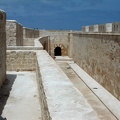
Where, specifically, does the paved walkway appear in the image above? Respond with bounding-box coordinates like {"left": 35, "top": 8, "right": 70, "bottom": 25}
{"left": 2, "top": 72, "right": 41, "bottom": 120}
{"left": 56, "top": 61, "right": 119, "bottom": 120}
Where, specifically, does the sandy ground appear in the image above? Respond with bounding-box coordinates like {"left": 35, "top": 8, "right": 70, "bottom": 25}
{"left": 1, "top": 72, "right": 41, "bottom": 120}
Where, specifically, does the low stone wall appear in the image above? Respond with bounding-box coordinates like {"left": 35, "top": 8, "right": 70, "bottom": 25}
{"left": 69, "top": 33, "right": 120, "bottom": 100}
{"left": 23, "top": 38, "right": 35, "bottom": 46}
{"left": 36, "top": 60, "right": 51, "bottom": 120}
{"left": 23, "top": 27, "right": 39, "bottom": 46}
{"left": 23, "top": 27, "right": 40, "bottom": 46}
{"left": 23, "top": 27, "right": 39, "bottom": 38}
{"left": 0, "top": 9, "right": 6, "bottom": 87}
{"left": 6, "top": 20, "right": 23, "bottom": 46}
{"left": 36, "top": 50, "right": 99, "bottom": 120}
{"left": 7, "top": 40, "right": 43, "bottom": 50}
{"left": 7, "top": 46, "right": 43, "bottom": 50}
{"left": 6, "top": 50, "right": 36, "bottom": 71}
{"left": 39, "top": 36, "right": 50, "bottom": 54}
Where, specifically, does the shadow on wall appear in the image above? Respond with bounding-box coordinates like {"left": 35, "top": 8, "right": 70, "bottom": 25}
{"left": 0, "top": 74, "right": 16, "bottom": 115}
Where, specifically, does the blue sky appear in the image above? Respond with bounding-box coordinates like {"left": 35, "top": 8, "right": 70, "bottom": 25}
{"left": 0, "top": 0, "right": 120, "bottom": 30}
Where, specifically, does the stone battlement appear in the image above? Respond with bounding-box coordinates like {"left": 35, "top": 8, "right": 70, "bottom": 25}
{"left": 82, "top": 22, "right": 120, "bottom": 33}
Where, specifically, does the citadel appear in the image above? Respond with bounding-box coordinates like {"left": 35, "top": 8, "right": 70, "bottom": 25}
{"left": 0, "top": 9, "right": 120, "bottom": 120}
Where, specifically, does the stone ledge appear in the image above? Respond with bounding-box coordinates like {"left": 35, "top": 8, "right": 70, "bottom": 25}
{"left": 36, "top": 50, "right": 99, "bottom": 120}
{"left": 69, "top": 63, "right": 120, "bottom": 120}
{"left": 7, "top": 46, "right": 43, "bottom": 50}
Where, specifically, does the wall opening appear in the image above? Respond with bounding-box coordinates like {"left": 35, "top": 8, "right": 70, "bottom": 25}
{"left": 54, "top": 47, "right": 61, "bottom": 56}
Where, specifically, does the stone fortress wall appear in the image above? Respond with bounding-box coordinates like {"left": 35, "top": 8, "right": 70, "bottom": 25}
{"left": 23, "top": 27, "right": 39, "bottom": 46}
{"left": 39, "top": 28, "right": 120, "bottom": 100}
{"left": 0, "top": 8, "right": 120, "bottom": 101}
{"left": 6, "top": 21, "right": 40, "bottom": 46}
{"left": 6, "top": 20, "right": 23, "bottom": 46}
{"left": 82, "top": 22, "right": 120, "bottom": 33}
{"left": 39, "top": 30, "right": 74, "bottom": 58}
{"left": 70, "top": 22, "right": 120, "bottom": 100}
{"left": 0, "top": 10, "right": 6, "bottom": 87}
{"left": 68, "top": 33, "right": 120, "bottom": 100}
{"left": 1, "top": 9, "right": 120, "bottom": 120}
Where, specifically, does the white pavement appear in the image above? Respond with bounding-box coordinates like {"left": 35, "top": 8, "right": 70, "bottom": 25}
{"left": 2, "top": 72, "right": 41, "bottom": 120}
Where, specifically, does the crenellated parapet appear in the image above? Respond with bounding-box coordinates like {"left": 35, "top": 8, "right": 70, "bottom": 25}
{"left": 82, "top": 22, "right": 120, "bottom": 33}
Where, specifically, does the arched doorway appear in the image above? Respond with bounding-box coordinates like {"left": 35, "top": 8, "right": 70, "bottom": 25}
{"left": 54, "top": 47, "right": 61, "bottom": 56}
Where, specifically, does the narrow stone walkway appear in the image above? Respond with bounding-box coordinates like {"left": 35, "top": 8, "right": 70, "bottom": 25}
{"left": 2, "top": 72, "right": 41, "bottom": 120}
{"left": 56, "top": 61, "right": 118, "bottom": 120}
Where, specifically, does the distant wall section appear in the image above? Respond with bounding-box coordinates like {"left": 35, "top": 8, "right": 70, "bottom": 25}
{"left": 7, "top": 50, "right": 36, "bottom": 71}
{"left": 39, "top": 36, "right": 50, "bottom": 54}
{"left": 23, "top": 27, "right": 39, "bottom": 46}
{"left": 39, "top": 30, "right": 71, "bottom": 57}
{"left": 6, "top": 20, "right": 23, "bottom": 46}
{"left": 82, "top": 22, "right": 120, "bottom": 33}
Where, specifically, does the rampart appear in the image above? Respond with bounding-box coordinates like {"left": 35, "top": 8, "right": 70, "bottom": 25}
{"left": 6, "top": 50, "right": 36, "bottom": 71}
{"left": 23, "top": 27, "right": 39, "bottom": 46}
{"left": 39, "top": 36, "right": 50, "bottom": 54}
{"left": 0, "top": 10, "right": 6, "bottom": 87}
{"left": 5, "top": 38, "right": 101, "bottom": 119}
{"left": 6, "top": 20, "right": 23, "bottom": 46}
{"left": 23, "top": 27, "right": 39, "bottom": 38}
{"left": 39, "top": 30, "right": 73, "bottom": 57}
{"left": 69, "top": 33, "right": 120, "bottom": 100}
{"left": 82, "top": 22, "right": 120, "bottom": 33}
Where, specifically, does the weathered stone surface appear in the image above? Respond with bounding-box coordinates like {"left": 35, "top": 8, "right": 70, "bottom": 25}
{"left": 2, "top": 72, "right": 41, "bottom": 120}
{"left": 36, "top": 50, "right": 99, "bottom": 120}
{"left": 82, "top": 22, "right": 120, "bottom": 33}
{"left": 6, "top": 50, "right": 36, "bottom": 71}
{"left": 7, "top": 39, "right": 43, "bottom": 50}
{"left": 69, "top": 33, "right": 120, "bottom": 100}
{"left": 23, "top": 27, "right": 39, "bottom": 46}
{"left": 0, "top": 9, "right": 6, "bottom": 87}
{"left": 39, "top": 30, "right": 72, "bottom": 57}
{"left": 6, "top": 20, "right": 23, "bottom": 46}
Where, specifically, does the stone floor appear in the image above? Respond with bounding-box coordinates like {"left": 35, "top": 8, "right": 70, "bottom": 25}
{"left": 2, "top": 72, "right": 41, "bottom": 120}
{"left": 57, "top": 61, "right": 117, "bottom": 120}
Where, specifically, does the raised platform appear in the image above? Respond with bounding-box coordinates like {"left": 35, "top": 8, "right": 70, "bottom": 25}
{"left": 37, "top": 50, "right": 99, "bottom": 120}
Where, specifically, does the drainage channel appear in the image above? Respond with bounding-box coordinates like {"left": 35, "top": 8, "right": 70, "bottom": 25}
{"left": 56, "top": 61, "right": 117, "bottom": 120}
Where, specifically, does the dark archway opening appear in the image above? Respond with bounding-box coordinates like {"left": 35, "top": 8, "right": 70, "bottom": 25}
{"left": 54, "top": 47, "right": 61, "bottom": 56}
